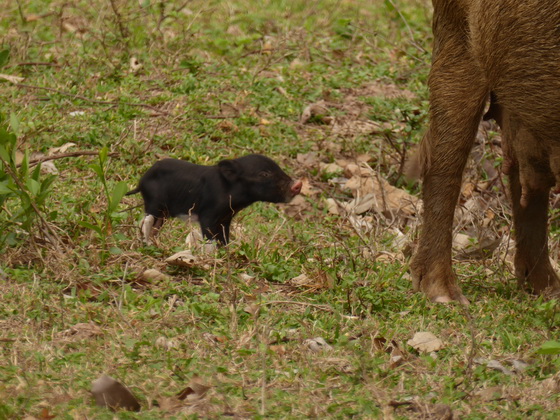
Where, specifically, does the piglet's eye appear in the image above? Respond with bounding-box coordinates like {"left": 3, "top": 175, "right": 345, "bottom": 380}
{"left": 259, "top": 171, "right": 272, "bottom": 178}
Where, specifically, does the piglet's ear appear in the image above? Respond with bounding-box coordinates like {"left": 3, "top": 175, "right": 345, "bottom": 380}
{"left": 218, "top": 159, "right": 240, "bottom": 183}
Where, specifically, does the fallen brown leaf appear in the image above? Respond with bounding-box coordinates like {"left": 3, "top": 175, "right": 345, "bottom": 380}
{"left": 407, "top": 332, "right": 444, "bottom": 353}
{"left": 177, "top": 378, "right": 211, "bottom": 401}
{"left": 91, "top": 375, "right": 141, "bottom": 412}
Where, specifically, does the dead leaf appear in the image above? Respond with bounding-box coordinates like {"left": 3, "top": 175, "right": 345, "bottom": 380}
{"left": 62, "top": 22, "right": 78, "bottom": 33}
{"left": 48, "top": 142, "right": 76, "bottom": 155}
{"left": 452, "top": 233, "right": 473, "bottom": 251}
{"left": 239, "top": 273, "right": 255, "bottom": 283}
{"left": 155, "top": 336, "right": 179, "bottom": 350}
{"left": 220, "top": 103, "right": 239, "bottom": 118}
{"left": 281, "top": 194, "right": 311, "bottom": 219}
{"left": 290, "top": 58, "right": 305, "bottom": 69}
{"left": 509, "top": 359, "right": 530, "bottom": 372}
{"left": 25, "top": 14, "right": 42, "bottom": 22}
{"left": 129, "top": 56, "right": 142, "bottom": 73}
{"left": 373, "top": 336, "right": 407, "bottom": 368}
{"left": 296, "top": 152, "right": 320, "bottom": 167}
{"left": 270, "top": 345, "right": 286, "bottom": 355}
{"left": 325, "top": 198, "right": 339, "bottom": 215}
{"left": 343, "top": 166, "right": 419, "bottom": 217}
{"left": 158, "top": 396, "right": 183, "bottom": 412}
{"left": 243, "top": 303, "right": 260, "bottom": 316}
{"left": 226, "top": 24, "right": 243, "bottom": 36}
{"left": 462, "top": 181, "right": 476, "bottom": 198}
{"left": 358, "top": 80, "right": 416, "bottom": 100}
{"left": 319, "top": 162, "right": 343, "bottom": 175}
{"left": 289, "top": 273, "right": 312, "bottom": 287}
{"left": 202, "top": 332, "right": 227, "bottom": 344}
{"left": 300, "top": 101, "right": 329, "bottom": 124}
{"left": 177, "top": 378, "right": 211, "bottom": 401}
{"left": 407, "top": 332, "right": 444, "bottom": 353}
{"left": 40, "top": 161, "right": 58, "bottom": 175}
{"left": 140, "top": 269, "right": 171, "bottom": 282}
{"left": 300, "top": 178, "right": 319, "bottom": 196}
{"left": 261, "top": 39, "right": 273, "bottom": 55}
{"left": 58, "top": 322, "right": 102, "bottom": 340}
{"left": 540, "top": 373, "right": 560, "bottom": 394}
{"left": 357, "top": 154, "right": 372, "bottom": 163}
{"left": 91, "top": 375, "right": 141, "bottom": 412}
{"left": 38, "top": 408, "right": 55, "bottom": 420}
{"left": 276, "top": 86, "right": 289, "bottom": 97}
{"left": 343, "top": 163, "right": 361, "bottom": 178}
{"left": 304, "top": 337, "right": 332, "bottom": 352}
{"left": 475, "top": 386, "right": 504, "bottom": 402}
{"left": 332, "top": 119, "right": 391, "bottom": 137}
{"left": 165, "top": 251, "right": 199, "bottom": 267}
{"left": 0, "top": 73, "right": 24, "bottom": 84}
{"left": 474, "top": 358, "right": 513, "bottom": 375}
{"left": 217, "top": 120, "right": 238, "bottom": 133}
{"left": 289, "top": 271, "right": 333, "bottom": 291}
{"left": 389, "top": 399, "right": 453, "bottom": 419}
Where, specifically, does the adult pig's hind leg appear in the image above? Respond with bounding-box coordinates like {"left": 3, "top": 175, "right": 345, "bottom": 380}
{"left": 506, "top": 121, "right": 560, "bottom": 295}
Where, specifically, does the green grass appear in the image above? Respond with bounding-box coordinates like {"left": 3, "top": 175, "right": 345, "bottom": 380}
{"left": 1, "top": 0, "right": 559, "bottom": 418}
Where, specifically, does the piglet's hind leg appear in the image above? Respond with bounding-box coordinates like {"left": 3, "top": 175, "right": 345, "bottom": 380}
{"left": 140, "top": 215, "right": 155, "bottom": 245}
{"left": 140, "top": 214, "right": 164, "bottom": 245}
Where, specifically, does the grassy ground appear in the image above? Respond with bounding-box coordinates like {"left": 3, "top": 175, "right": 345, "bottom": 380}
{"left": 1, "top": 0, "right": 559, "bottom": 418}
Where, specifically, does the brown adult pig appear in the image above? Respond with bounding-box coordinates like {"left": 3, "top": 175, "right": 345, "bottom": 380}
{"left": 411, "top": 0, "right": 560, "bottom": 303}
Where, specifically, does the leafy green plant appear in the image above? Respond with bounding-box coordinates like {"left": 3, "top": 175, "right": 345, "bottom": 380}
{"left": 0, "top": 113, "right": 57, "bottom": 247}
{"left": 0, "top": 48, "right": 9, "bottom": 68}
{"left": 536, "top": 298, "right": 560, "bottom": 331}
{"left": 537, "top": 341, "right": 560, "bottom": 355}
{"left": 79, "top": 146, "right": 128, "bottom": 242}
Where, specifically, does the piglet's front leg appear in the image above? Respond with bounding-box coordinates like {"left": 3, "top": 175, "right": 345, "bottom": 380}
{"left": 199, "top": 215, "right": 233, "bottom": 245}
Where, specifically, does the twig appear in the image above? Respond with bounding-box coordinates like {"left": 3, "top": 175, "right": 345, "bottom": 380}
{"left": 259, "top": 325, "right": 268, "bottom": 416}
{"left": 8, "top": 62, "right": 61, "bottom": 68}
{"left": 264, "top": 300, "right": 335, "bottom": 312}
{"left": 462, "top": 306, "right": 479, "bottom": 388}
{"left": 23, "top": 150, "right": 119, "bottom": 167}
{"left": 118, "top": 261, "right": 129, "bottom": 312}
{"left": 108, "top": 0, "right": 130, "bottom": 50}
{"left": 14, "top": 83, "right": 170, "bottom": 115}
{"left": 387, "top": 0, "right": 426, "bottom": 54}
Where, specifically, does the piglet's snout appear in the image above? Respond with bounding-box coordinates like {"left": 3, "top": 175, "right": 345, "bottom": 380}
{"left": 290, "top": 180, "right": 303, "bottom": 196}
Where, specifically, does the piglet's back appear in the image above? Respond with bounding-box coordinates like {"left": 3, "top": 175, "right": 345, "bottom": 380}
{"left": 138, "top": 159, "right": 217, "bottom": 217}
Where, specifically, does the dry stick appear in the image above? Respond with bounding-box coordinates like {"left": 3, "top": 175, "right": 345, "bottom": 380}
{"left": 259, "top": 324, "right": 268, "bottom": 417}
{"left": 462, "top": 305, "right": 479, "bottom": 388}
{"left": 265, "top": 300, "right": 359, "bottom": 319}
{"left": 22, "top": 150, "right": 119, "bottom": 168}
{"left": 14, "top": 83, "right": 170, "bottom": 116}
{"left": 8, "top": 62, "right": 61, "bottom": 68}
{"left": 264, "top": 300, "right": 335, "bottom": 312}
{"left": 387, "top": 0, "right": 426, "bottom": 54}
{"left": 108, "top": 0, "right": 130, "bottom": 48}
{"left": 118, "top": 261, "right": 129, "bottom": 312}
